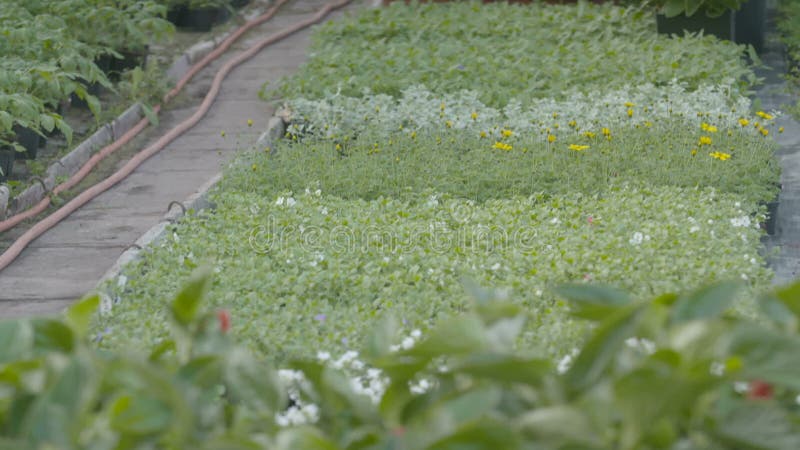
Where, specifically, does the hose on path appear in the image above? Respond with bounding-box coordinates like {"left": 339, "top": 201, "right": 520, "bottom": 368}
{"left": 0, "top": 0, "right": 352, "bottom": 272}
{"left": 0, "top": 0, "right": 291, "bottom": 234}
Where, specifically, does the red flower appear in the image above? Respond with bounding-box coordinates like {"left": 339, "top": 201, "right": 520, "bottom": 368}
{"left": 747, "top": 379, "right": 773, "bottom": 400}
{"left": 216, "top": 309, "right": 231, "bottom": 333}
{"left": 587, "top": 215, "right": 594, "bottom": 224}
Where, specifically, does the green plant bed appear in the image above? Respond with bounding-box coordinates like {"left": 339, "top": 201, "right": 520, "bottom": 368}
{"left": 229, "top": 122, "right": 779, "bottom": 206}
{"left": 273, "top": 2, "right": 759, "bottom": 107}
{"left": 94, "top": 185, "right": 773, "bottom": 364}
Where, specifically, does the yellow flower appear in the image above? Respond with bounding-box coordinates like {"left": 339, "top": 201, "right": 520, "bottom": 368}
{"left": 552, "top": 112, "right": 559, "bottom": 119}
{"left": 501, "top": 129, "right": 513, "bottom": 138}
{"left": 568, "top": 144, "right": 590, "bottom": 151}
{"left": 445, "top": 120, "right": 453, "bottom": 128}
{"left": 471, "top": 112, "right": 478, "bottom": 120}
{"left": 698, "top": 136, "right": 712, "bottom": 146}
{"left": 568, "top": 120, "right": 577, "bottom": 128}
{"left": 547, "top": 134, "right": 556, "bottom": 143}
{"left": 601, "top": 127, "right": 611, "bottom": 136}
{"left": 251, "top": 164, "right": 257, "bottom": 171}
{"left": 644, "top": 121, "right": 653, "bottom": 128}
{"left": 335, "top": 143, "right": 342, "bottom": 151}
{"left": 479, "top": 131, "right": 487, "bottom": 138}
{"left": 624, "top": 102, "right": 635, "bottom": 107}
{"left": 411, "top": 131, "right": 417, "bottom": 139}
{"left": 627, "top": 108, "right": 634, "bottom": 118}
{"left": 756, "top": 111, "right": 774, "bottom": 120}
{"left": 440, "top": 103, "right": 445, "bottom": 111}
{"left": 247, "top": 119, "right": 253, "bottom": 127}
{"left": 700, "top": 123, "right": 718, "bottom": 133}
{"left": 220, "top": 131, "right": 226, "bottom": 137}
{"left": 492, "top": 141, "right": 513, "bottom": 151}
{"left": 691, "top": 148, "right": 697, "bottom": 156}
{"left": 584, "top": 131, "right": 596, "bottom": 138}
{"left": 709, "top": 151, "right": 731, "bottom": 161}
{"left": 779, "top": 127, "right": 785, "bottom": 133}
{"left": 760, "top": 127, "right": 769, "bottom": 136}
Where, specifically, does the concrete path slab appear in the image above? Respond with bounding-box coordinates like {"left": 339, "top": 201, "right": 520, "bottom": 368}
{"left": 0, "top": 0, "right": 362, "bottom": 318}
{"left": 756, "top": 8, "right": 800, "bottom": 286}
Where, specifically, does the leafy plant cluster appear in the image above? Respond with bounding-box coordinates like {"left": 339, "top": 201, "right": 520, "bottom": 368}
{"left": 23, "top": 269, "right": 800, "bottom": 449}
{"left": 232, "top": 118, "right": 779, "bottom": 206}
{"left": 97, "top": 186, "right": 773, "bottom": 364}
{"left": 274, "top": 1, "right": 759, "bottom": 107}
{"left": 0, "top": 0, "right": 173, "bottom": 154}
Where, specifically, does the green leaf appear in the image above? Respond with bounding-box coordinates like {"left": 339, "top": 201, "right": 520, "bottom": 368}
{"left": 768, "top": 279, "right": 800, "bottom": 320}
{"left": 671, "top": 282, "right": 740, "bottom": 323}
{"left": 171, "top": 269, "right": 211, "bottom": 327}
{"left": 64, "top": 295, "right": 99, "bottom": 338}
{"left": 716, "top": 401, "right": 800, "bottom": 449}
{"left": 275, "top": 427, "right": 341, "bottom": 450}
{"left": 31, "top": 320, "right": 75, "bottom": 353}
{"left": 426, "top": 418, "right": 520, "bottom": 450}
{"left": 38, "top": 114, "right": 55, "bottom": 133}
{"left": 450, "top": 353, "right": 550, "bottom": 386}
{"left": 516, "top": 405, "right": 601, "bottom": 448}
{"left": 555, "top": 283, "right": 632, "bottom": 320}
{"left": 406, "top": 315, "right": 488, "bottom": 358}
{"left": 565, "top": 304, "right": 643, "bottom": 396}
{"left": 224, "top": 348, "right": 286, "bottom": 413}
{"left": 110, "top": 394, "right": 172, "bottom": 436}
{"left": 0, "top": 321, "right": 34, "bottom": 364}
{"left": 142, "top": 103, "right": 159, "bottom": 126}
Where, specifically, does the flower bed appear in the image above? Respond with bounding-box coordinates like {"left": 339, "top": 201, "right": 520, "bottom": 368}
{"left": 96, "top": 2, "right": 780, "bottom": 368}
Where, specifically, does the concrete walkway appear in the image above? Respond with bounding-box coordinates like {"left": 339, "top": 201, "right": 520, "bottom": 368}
{"left": 757, "top": 6, "right": 800, "bottom": 286}
{"left": 0, "top": 0, "right": 359, "bottom": 317}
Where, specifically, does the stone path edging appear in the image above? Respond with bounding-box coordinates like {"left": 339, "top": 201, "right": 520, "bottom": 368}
{"left": 95, "top": 116, "right": 287, "bottom": 292}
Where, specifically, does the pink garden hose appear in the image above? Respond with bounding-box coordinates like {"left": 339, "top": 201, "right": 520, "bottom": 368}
{"left": 0, "top": 0, "right": 353, "bottom": 272}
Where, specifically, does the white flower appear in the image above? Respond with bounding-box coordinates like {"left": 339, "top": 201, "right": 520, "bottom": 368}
{"left": 286, "top": 197, "right": 297, "bottom": 207}
{"left": 689, "top": 225, "right": 700, "bottom": 233}
{"left": 401, "top": 337, "right": 415, "bottom": 350}
{"left": 491, "top": 262, "right": 501, "bottom": 271}
{"left": 710, "top": 361, "right": 725, "bottom": 376}
{"left": 276, "top": 196, "right": 285, "bottom": 206}
{"left": 629, "top": 232, "right": 644, "bottom": 245}
{"left": 730, "top": 216, "right": 751, "bottom": 228}
{"left": 320, "top": 207, "right": 328, "bottom": 215}
{"left": 550, "top": 217, "right": 560, "bottom": 224}
{"left": 316, "top": 351, "right": 331, "bottom": 362}
{"left": 410, "top": 329, "right": 422, "bottom": 338}
{"left": 556, "top": 348, "right": 579, "bottom": 374}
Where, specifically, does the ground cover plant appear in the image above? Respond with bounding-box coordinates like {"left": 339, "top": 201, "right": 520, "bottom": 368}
{"left": 96, "top": 185, "right": 773, "bottom": 363}
{"left": 272, "top": 1, "right": 760, "bottom": 106}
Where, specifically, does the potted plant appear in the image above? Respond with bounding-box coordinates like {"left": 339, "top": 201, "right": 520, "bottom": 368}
{"left": 167, "top": 0, "right": 232, "bottom": 32}
{"left": 653, "top": 0, "right": 765, "bottom": 52}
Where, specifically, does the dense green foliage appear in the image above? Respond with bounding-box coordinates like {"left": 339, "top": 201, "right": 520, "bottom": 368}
{"left": 0, "top": 0, "right": 173, "bottom": 152}
{"left": 274, "top": 2, "right": 758, "bottom": 106}
{"left": 96, "top": 185, "right": 772, "bottom": 363}
{"left": 231, "top": 123, "right": 778, "bottom": 205}
{"left": 16, "top": 275, "right": 800, "bottom": 449}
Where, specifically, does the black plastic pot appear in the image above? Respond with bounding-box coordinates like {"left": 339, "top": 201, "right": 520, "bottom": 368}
{"left": 13, "top": 126, "right": 40, "bottom": 160}
{"left": 167, "top": 5, "right": 188, "bottom": 26}
{"left": 185, "top": 6, "right": 230, "bottom": 32}
{"left": 764, "top": 201, "right": 779, "bottom": 235}
{"left": 231, "top": 0, "right": 250, "bottom": 7}
{"left": 110, "top": 48, "right": 148, "bottom": 80}
{"left": 70, "top": 81, "right": 103, "bottom": 110}
{"left": 0, "top": 148, "right": 14, "bottom": 182}
{"left": 656, "top": 10, "right": 734, "bottom": 41}
{"left": 734, "top": 0, "right": 766, "bottom": 53}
